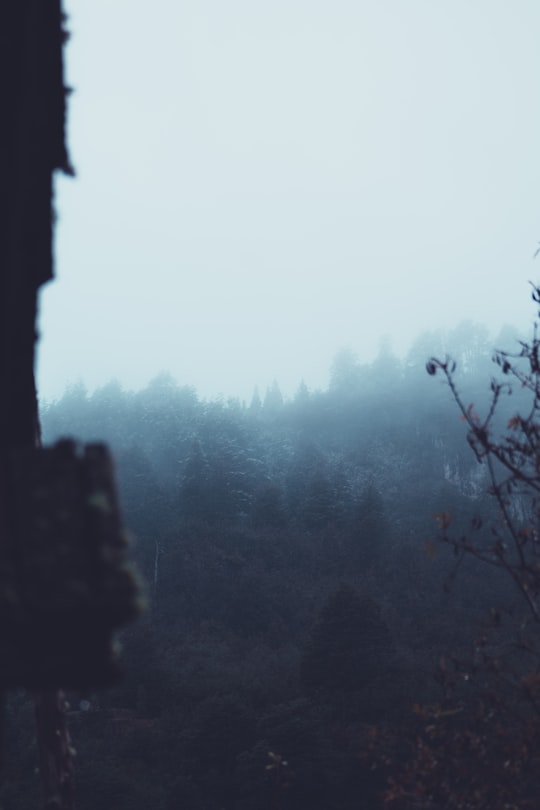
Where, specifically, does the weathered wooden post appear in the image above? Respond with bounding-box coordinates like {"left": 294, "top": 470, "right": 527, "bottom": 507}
{"left": 0, "top": 3, "right": 141, "bottom": 807}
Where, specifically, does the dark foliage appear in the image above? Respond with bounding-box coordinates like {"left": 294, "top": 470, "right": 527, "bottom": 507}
{"left": 366, "top": 288, "right": 540, "bottom": 808}
{"left": 1, "top": 323, "right": 525, "bottom": 808}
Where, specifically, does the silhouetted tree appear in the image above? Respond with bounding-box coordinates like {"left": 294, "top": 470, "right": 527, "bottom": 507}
{"left": 368, "top": 285, "right": 540, "bottom": 810}
{"left": 263, "top": 380, "right": 284, "bottom": 413}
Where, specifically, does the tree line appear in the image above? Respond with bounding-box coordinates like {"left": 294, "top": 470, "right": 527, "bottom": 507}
{"left": 0, "top": 319, "right": 529, "bottom": 809}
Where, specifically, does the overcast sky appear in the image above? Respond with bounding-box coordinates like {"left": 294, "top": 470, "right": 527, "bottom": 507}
{"left": 37, "top": 0, "right": 540, "bottom": 403}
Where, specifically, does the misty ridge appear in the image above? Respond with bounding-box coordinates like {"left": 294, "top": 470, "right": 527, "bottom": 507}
{"left": 41, "top": 316, "right": 523, "bottom": 412}
{"left": 39, "top": 318, "right": 524, "bottom": 530}
{"left": 5, "top": 314, "right": 531, "bottom": 809}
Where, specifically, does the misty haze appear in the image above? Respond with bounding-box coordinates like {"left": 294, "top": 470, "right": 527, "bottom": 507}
{"left": 38, "top": 0, "right": 538, "bottom": 403}
{"left": 6, "top": 1, "right": 540, "bottom": 809}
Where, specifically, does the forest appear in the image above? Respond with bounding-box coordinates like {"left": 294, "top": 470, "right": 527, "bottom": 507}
{"left": 2, "top": 318, "right": 538, "bottom": 810}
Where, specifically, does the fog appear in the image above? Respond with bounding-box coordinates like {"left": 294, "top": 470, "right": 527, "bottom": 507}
{"left": 37, "top": 0, "right": 540, "bottom": 403}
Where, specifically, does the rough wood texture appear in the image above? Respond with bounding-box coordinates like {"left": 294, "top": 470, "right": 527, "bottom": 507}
{"left": 0, "top": 0, "right": 72, "bottom": 453}
{"left": 0, "top": 4, "right": 140, "bottom": 807}
{"left": 0, "top": 4, "right": 75, "bottom": 805}
{"left": 0, "top": 440, "right": 142, "bottom": 688}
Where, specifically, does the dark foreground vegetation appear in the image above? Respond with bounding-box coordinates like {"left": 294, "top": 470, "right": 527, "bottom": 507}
{"left": 4, "top": 317, "right": 539, "bottom": 809}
